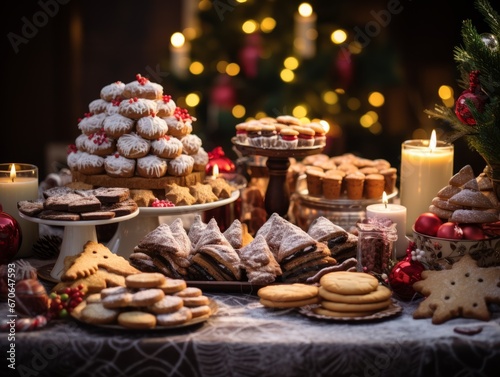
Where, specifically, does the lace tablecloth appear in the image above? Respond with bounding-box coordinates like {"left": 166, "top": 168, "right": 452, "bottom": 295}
{"left": 1, "top": 262, "right": 499, "bottom": 377}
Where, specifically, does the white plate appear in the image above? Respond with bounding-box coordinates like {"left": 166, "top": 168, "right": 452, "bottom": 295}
{"left": 19, "top": 208, "right": 140, "bottom": 227}
{"left": 138, "top": 190, "right": 240, "bottom": 216}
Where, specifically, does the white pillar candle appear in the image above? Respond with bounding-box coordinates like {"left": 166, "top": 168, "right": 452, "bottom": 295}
{"left": 399, "top": 131, "right": 454, "bottom": 235}
{"left": 0, "top": 163, "right": 39, "bottom": 258}
{"left": 366, "top": 192, "right": 408, "bottom": 259}
{"left": 294, "top": 3, "right": 317, "bottom": 59}
{"left": 170, "top": 32, "right": 190, "bottom": 78}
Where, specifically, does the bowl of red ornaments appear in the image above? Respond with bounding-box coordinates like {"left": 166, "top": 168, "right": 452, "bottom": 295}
{"left": 412, "top": 212, "right": 500, "bottom": 269}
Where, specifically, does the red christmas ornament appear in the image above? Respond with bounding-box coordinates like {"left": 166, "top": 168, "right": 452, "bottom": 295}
{"left": 239, "top": 33, "right": 262, "bottom": 79}
{"left": 455, "top": 70, "right": 487, "bottom": 126}
{"left": 210, "top": 74, "right": 236, "bottom": 109}
{"left": 0, "top": 206, "right": 22, "bottom": 264}
{"left": 15, "top": 279, "right": 49, "bottom": 317}
{"left": 206, "top": 146, "right": 235, "bottom": 175}
{"left": 388, "top": 242, "right": 425, "bottom": 300}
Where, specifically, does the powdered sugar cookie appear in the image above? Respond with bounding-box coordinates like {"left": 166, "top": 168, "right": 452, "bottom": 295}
{"left": 81, "top": 303, "right": 119, "bottom": 325}
{"left": 156, "top": 94, "right": 176, "bottom": 117}
{"left": 100, "top": 81, "right": 125, "bottom": 101}
{"left": 136, "top": 155, "right": 168, "bottom": 178}
{"left": 122, "top": 74, "right": 163, "bottom": 100}
{"left": 158, "top": 278, "right": 187, "bottom": 294}
{"left": 182, "top": 295, "right": 210, "bottom": 307}
{"left": 104, "top": 153, "right": 136, "bottom": 178}
{"left": 119, "top": 97, "right": 157, "bottom": 119}
{"left": 78, "top": 112, "right": 106, "bottom": 135}
{"left": 77, "top": 152, "right": 105, "bottom": 175}
{"left": 89, "top": 99, "right": 108, "bottom": 114}
{"left": 167, "top": 155, "right": 194, "bottom": 177}
{"left": 136, "top": 115, "right": 168, "bottom": 140}
{"left": 103, "top": 113, "right": 135, "bottom": 139}
{"left": 174, "top": 287, "right": 203, "bottom": 298}
{"left": 156, "top": 306, "right": 192, "bottom": 326}
{"left": 117, "top": 133, "right": 151, "bottom": 159}
{"left": 129, "top": 288, "right": 165, "bottom": 307}
{"left": 151, "top": 135, "right": 183, "bottom": 159}
{"left": 180, "top": 134, "right": 202, "bottom": 155}
{"left": 147, "top": 295, "right": 184, "bottom": 314}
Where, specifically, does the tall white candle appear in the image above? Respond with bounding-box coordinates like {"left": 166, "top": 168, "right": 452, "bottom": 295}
{"left": 294, "top": 3, "right": 317, "bottom": 59}
{"left": 400, "top": 131, "right": 454, "bottom": 235}
{"left": 366, "top": 192, "right": 408, "bottom": 259}
{"left": 170, "top": 32, "right": 190, "bottom": 78}
{"left": 0, "top": 163, "right": 39, "bottom": 258}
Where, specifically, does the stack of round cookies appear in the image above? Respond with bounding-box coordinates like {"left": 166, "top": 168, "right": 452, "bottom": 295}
{"left": 314, "top": 271, "right": 392, "bottom": 318}
{"left": 77, "top": 272, "right": 212, "bottom": 329}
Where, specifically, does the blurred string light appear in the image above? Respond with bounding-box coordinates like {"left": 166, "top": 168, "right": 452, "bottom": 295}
{"left": 226, "top": 62, "right": 240, "bottom": 76}
{"left": 438, "top": 85, "right": 455, "bottom": 107}
{"left": 330, "top": 29, "right": 347, "bottom": 44}
{"left": 216, "top": 61, "right": 228, "bottom": 74}
{"left": 284, "top": 56, "right": 299, "bottom": 70}
{"left": 232, "top": 104, "right": 246, "bottom": 118}
{"left": 260, "top": 17, "right": 276, "bottom": 33}
{"left": 412, "top": 128, "right": 428, "bottom": 139}
{"left": 242, "top": 20, "right": 258, "bottom": 34}
{"left": 189, "top": 61, "right": 204, "bottom": 75}
{"left": 293, "top": 105, "right": 308, "bottom": 118}
{"left": 280, "top": 68, "right": 295, "bottom": 82}
{"left": 347, "top": 97, "right": 360, "bottom": 110}
{"left": 185, "top": 93, "right": 200, "bottom": 107}
{"left": 170, "top": 32, "right": 185, "bottom": 48}
{"left": 255, "top": 111, "right": 267, "bottom": 119}
{"left": 322, "top": 90, "right": 338, "bottom": 105}
{"left": 368, "top": 92, "right": 384, "bottom": 107}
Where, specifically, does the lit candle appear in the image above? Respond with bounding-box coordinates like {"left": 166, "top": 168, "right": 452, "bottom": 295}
{"left": 0, "top": 163, "right": 39, "bottom": 257}
{"left": 294, "top": 3, "right": 317, "bottom": 59}
{"left": 400, "top": 130, "right": 454, "bottom": 235}
{"left": 170, "top": 32, "right": 190, "bottom": 78}
{"left": 366, "top": 192, "right": 408, "bottom": 259}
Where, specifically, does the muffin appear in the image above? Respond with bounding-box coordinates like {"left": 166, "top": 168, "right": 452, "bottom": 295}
{"left": 363, "top": 173, "right": 385, "bottom": 199}
{"left": 322, "top": 170, "right": 344, "bottom": 199}
{"left": 344, "top": 172, "right": 365, "bottom": 200}
{"left": 305, "top": 168, "right": 325, "bottom": 197}
{"left": 379, "top": 167, "right": 398, "bottom": 194}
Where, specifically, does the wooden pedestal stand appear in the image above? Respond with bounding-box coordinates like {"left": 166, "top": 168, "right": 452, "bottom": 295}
{"left": 232, "top": 138, "right": 324, "bottom": 217}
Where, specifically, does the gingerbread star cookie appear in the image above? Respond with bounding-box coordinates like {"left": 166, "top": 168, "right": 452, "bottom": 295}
{"left": 164, "top": 183, "right": 196, "bottom": 206}
{"left": 413, "top": 254, "right": 500, "bottom": 324}
{"left": 189, "top": 182, "right": 219, "bottom": 204}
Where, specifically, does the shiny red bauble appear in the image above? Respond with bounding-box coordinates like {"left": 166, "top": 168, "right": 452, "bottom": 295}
{"left": 389, "top": 257, "right": 425, "bottom": 301}
{"left": 15, "top": 279, "right": 49, "bottom": 317}
{"left": 461, "top": 224, "right": 485, "bottom": 240}
{"left": 206, "top": 146, "right": 235, "bottom": 175}
{"left": 0, "top": 207, "right": 22, "bottom": 264}
{"left": 414, "top": 212, "right": 443, "bottom": 236}
{"left": 436, "top": 222, "right": 464, "bottom": 239}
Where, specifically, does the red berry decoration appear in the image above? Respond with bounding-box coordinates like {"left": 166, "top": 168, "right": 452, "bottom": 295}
{"left": 47, "top": 285, "right": 85, "bottom": 319}
{"left": 151, "top": 198, "right": 175, "bottom": 208}
{"left": 388, "top": 242, "right": 425, "bottom": 301}
{"left": 455, "top": 70, "right": 487, "bottom": 126}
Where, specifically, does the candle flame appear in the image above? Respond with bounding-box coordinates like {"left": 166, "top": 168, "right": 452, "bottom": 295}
{"left": 298, "top": 3, "right": 313, "bottom": 17}
{"left": 382, "top": 191, "right": 388, "bottom": 208}
{"left": 9, "top": 164, "right": 16, "bottom": 182}
{"left": 171, "top": 32, "right": 185, "bottom": 48}
{"left": 429, "top": 129, "right": 437, "bottom": 152}
{"left": 213, "top": 164, "right": 219, "bottom": 178}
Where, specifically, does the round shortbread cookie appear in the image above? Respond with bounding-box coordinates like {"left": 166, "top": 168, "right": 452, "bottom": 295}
{"left": 320, "top": 272, "right": 379, "bottom": 295}
{"left": 157, "top": 307, "right": 193, "bottom": 326}
{"left": 321, "top": 298, "right": 391, "bottom": 313}
{"left": 118, "top": 311, "right": 157, "bottom": 329}
{"left": 182, "top": 295, "right": 210, "bottom": 307}
{"left": 129, "top": 289, "right": 165, "bottom": 307}
{"left": 318, "top": 285, "right": 392, "bottom": 304}
{"left": 102, "top": 292, "right": 133, "bottom": 309}
{"left": 174, "top": 287, "right": 203, "bottom": 298}
{"left": 313, "top": 306, "right": 377, "bottom": 318}
{"left": 125, "top": 272, "right": 167, "bottom": 288}
{"left": 189, "top": 305, "right": 212, "bottom": 318}
{"left": 147, "top": 295, "right": 184, "bottom": 314}
{"left": 260, "top": 296, "right": 320, "bottom": 309}
{"left": 81, "top": 303, "right": 119, "bottom": 325}
{"left": 100, "top": 286, "right": 128, "bottom": 298}
{"left": 158, "top": 279, "right": 187, "bottom": 294}
{"left": 257, "top": 284, "right": 319, "bottom": 302}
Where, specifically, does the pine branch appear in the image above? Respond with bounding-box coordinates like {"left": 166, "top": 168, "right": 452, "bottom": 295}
{"left": 476, "top": 0, "right": 500, "bottom": 36}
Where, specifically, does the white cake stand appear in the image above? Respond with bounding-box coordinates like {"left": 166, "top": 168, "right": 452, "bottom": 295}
{"left": 106, "top": 190, "right": 240, "bottom": 259}
{"left": 20, "top": 210, "right": 139, "bottom": 281}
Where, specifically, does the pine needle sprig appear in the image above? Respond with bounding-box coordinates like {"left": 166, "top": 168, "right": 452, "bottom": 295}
{"left": 426, "top": 0, "right": 500, "bottom": 166}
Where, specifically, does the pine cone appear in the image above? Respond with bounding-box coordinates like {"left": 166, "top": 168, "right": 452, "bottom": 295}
{"left": 32, "top": 235, "right": 62, "bottom": 260}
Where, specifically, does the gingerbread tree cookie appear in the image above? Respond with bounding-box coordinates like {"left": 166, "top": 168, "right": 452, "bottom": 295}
{"left": 413, "top": 254, "right": 500, "bottom": 324}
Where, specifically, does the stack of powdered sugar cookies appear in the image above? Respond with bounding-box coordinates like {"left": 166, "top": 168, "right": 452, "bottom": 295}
{"left": 67, "top": 74, "right": 209, "bottom": 188}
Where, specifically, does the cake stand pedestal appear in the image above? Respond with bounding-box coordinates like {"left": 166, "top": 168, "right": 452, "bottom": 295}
{"left": 20, "top": 210, "right": 139, "bottom": 281}
{"left": 232, "top": 138, "right": 324, "bottom": 217}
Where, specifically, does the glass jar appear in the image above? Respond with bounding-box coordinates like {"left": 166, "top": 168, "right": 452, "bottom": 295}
{"left": 356, "top": 218, "right": 397, "bottom": 275}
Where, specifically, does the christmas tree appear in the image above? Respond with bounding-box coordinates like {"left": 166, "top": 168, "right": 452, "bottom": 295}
{"left": 164, "top": 0, "right": 402, "bottom": 160}
{"left": 425, "top": 0, "right": 500, "bottom": 197}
